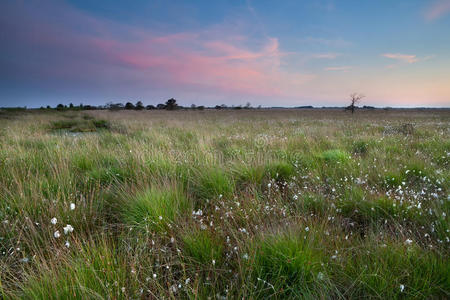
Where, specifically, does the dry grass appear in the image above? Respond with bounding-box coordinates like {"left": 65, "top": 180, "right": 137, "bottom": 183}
{"left": 0, "top": 108, "right": 449, "bottom": 299}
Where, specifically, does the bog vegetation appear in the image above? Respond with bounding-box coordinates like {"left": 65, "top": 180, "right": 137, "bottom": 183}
{"left": 0, "top": 109, "right": 448, "bottom": 299}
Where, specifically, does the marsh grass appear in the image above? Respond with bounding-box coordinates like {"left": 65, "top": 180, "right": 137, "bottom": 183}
{"left": 182, "top": 228, "right": 224, "bottom": 266}
{"left": 0, "top": 109, "right": 448, "bottom": 299}
{"left": 189, "top": 167, "right": 235, "bottom": 204}
{"left": 50, "top": 117, "right": 110, "bottom": 132}
{"left": 121, "top": 184, "right": 189, "bottom": 232}
{"left": 246, "top": 229, "right": 326, "bottom": 298}
{"left": 17, "top": 238, "right": 136, "bottom": 300}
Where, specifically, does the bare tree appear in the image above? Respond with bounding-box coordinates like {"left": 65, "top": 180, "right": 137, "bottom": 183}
{"left": 348, "top": 93, "right": 364, "bottom": 114}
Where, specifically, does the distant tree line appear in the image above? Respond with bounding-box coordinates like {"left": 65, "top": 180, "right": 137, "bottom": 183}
{"left": 34, "top": 98, "right": 261, "bottom": 111}
{"left": 2, "top": 94, "right": 381, "bottom": 112}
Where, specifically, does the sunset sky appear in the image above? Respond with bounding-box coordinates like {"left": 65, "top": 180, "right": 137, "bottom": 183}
{"left": 1, "top": 0, "right": 449, "bottom": 107}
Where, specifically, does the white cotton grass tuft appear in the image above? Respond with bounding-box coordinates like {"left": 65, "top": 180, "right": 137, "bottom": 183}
{"left": 70, "top": 203, "right": 75, "bottom": 210}
{"left": 54, "top": 230, "right": 61, "bottom": 238}
{"left": 63, "top": 224, "right": 74, "bottom": 234}
{"left": 51, "top": 217, "right": 57, "bottom": 225}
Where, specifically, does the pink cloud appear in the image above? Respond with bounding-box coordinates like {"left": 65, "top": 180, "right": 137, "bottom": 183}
{"left": 425, "top": 0, "right": 450, "bottom": 21}
{"left": 1, "top": 0, "right": 317, "bottom": 100}
{"left": 77, "top": 25, "right": 315, "bottom": 97}
{"left": 382, "top": 53, "right": 419, "bottom": 64}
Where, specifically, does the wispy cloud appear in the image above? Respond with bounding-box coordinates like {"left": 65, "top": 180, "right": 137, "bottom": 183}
{"left": 424, "top": 0, "right": 450, "bottom": 21}
{"left": 297, "top": 37, "right": 352, "bottom": 48}
{"left": 423, "top": 55, "right": 436, "bottom": 61}
{"left": 324, "top": 66, "right": 352, "bottom": 71}
{"left": 312, "top": 53, "right": 341, "bottom": 59}
{"left": 313, "top": 1, "right": 335, "bottom": 12}
{"left": 382, "top": 53, "right": 419, "bottom": 64}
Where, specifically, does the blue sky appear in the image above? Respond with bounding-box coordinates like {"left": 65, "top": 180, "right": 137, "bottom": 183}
{"left": 1, "top": 0, "right": 449, "bottom": 107}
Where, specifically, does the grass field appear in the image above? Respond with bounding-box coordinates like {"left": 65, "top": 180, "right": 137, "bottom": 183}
{"left": 0, "top": 109, "right": 449, "bottom": 299}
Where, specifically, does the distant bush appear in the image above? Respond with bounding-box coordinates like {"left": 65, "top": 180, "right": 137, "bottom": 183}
{"left": 125, "top": 102, "right": 135, "bottom": 110}
{"left": 135, "top": 101, "right": 144, "bottom": 110}
{"left": 165, "top": 98, "right": 178, "bottom": 110}
{"left": 106, "top": 102, "right": 124, "bottom": 110}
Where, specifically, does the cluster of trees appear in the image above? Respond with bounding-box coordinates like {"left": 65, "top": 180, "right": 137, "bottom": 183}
{"left": 43, "top": 99, "right": 259, "bottom": 111}
{"left": 39, "top": 103, "right": 96, "bottom": 111}
{"left": 106, "top": 99, "right": 258, "bottom": 111}
{"left": 106, "top": 98, "right": 181, "bottom": 111}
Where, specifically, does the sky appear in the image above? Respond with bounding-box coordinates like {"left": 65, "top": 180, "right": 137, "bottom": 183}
{"left": 1, "top": 0, "right": 450, "bottom": 108}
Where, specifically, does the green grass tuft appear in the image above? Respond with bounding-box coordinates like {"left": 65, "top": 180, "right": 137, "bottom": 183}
{"left": 189, "top": 167, "right": 234, "bottom": 202}
{"left": 122, "top": 185, "right": 189, "bottom": 231}
{"left": 265, "top": 161, "right": 296, "bottom": 182}
{"left": 182, "top": 229, "right": 224, "bottom": 266}
{"left": 321, "top": 149, "right": 350, "bottom": 163}
{"left": 50, "top": 118, "right": 110, "bottom": 132}
{"left": 17, "top": 239, "right": 134, "bottom": 300}
{"left": 247, "top": 230, "right": 325, "bottom": 298}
